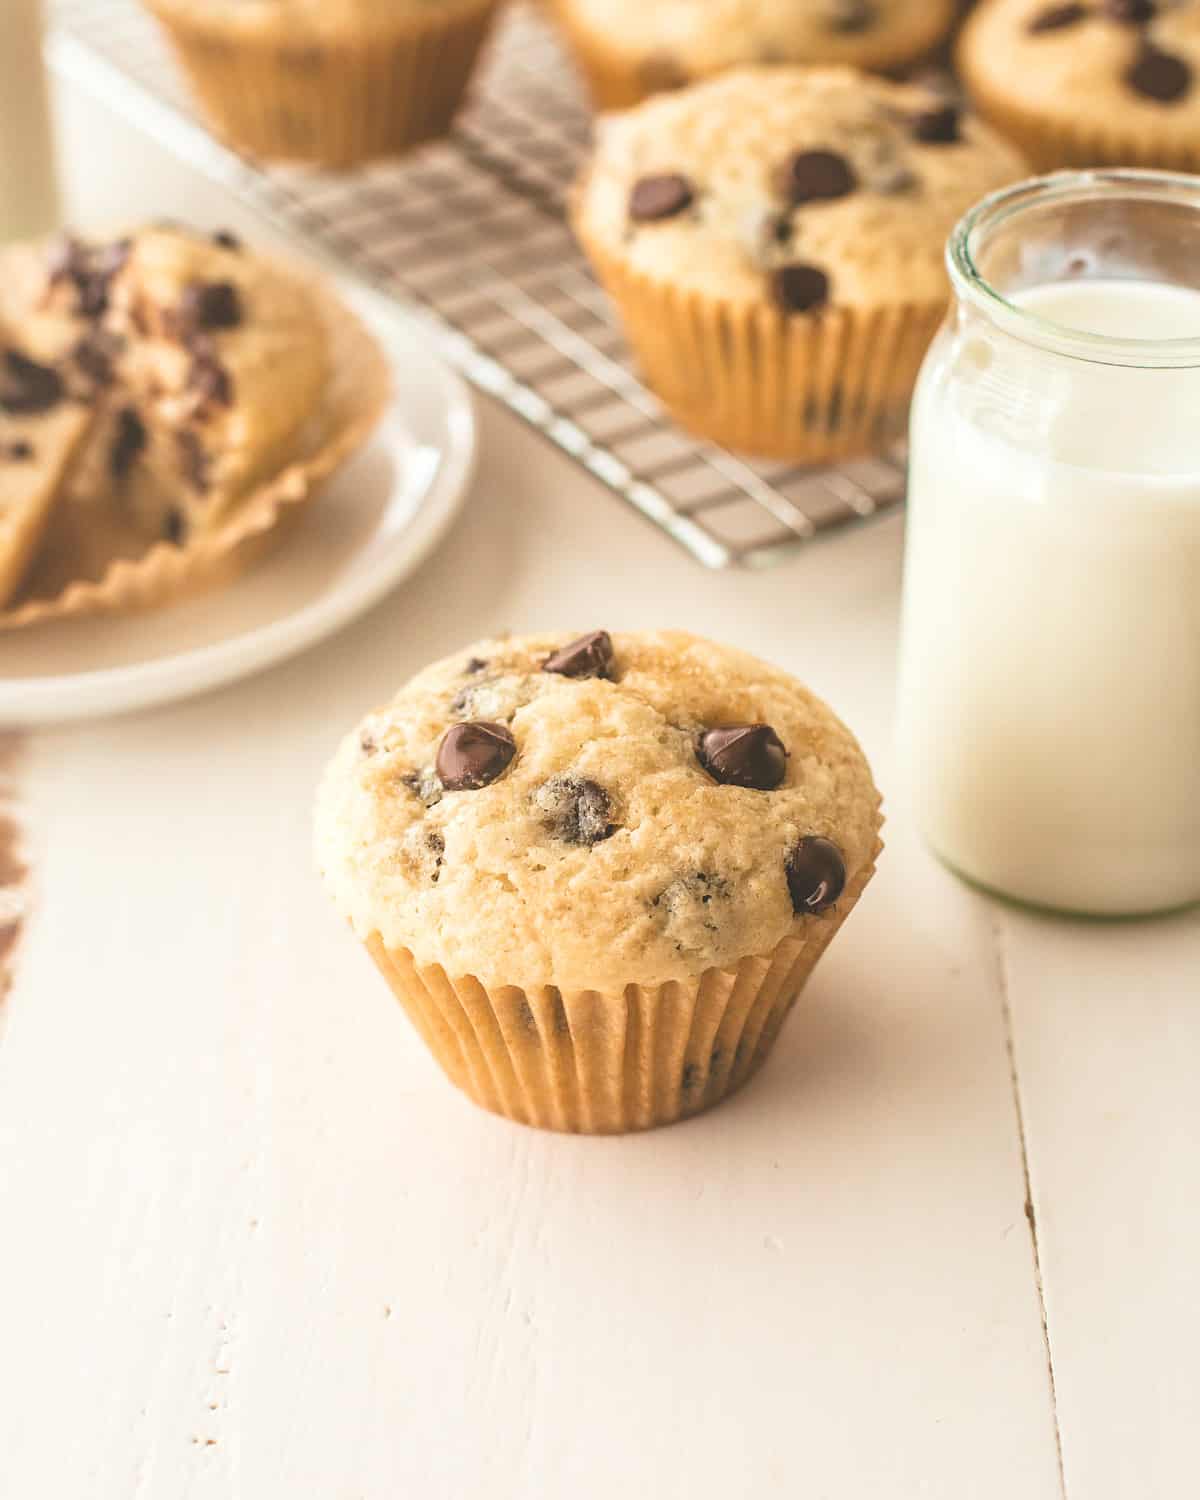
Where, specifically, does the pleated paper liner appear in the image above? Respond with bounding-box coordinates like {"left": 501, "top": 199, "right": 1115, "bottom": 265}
{"left": 547, "top": 1, "right": 960, "bottom": 111}
{"left": 955, "top": 61, "right": 1200, "bottom": 175}
{"left": 364, "top": 837, "right": 881, "bottom": 1135}
{"left": 0, "top": 275, "right": 391, "bottom": 632}
{"left": 145, "top": 0, "right": 502, "bottom": 169}
{"left": 577, "top": 229, "right": 946, "bottom": 463}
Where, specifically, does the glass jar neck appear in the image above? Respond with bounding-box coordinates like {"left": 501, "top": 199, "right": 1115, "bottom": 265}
{"left": 948, "top": 170, "right": 1200, "bottom": 371}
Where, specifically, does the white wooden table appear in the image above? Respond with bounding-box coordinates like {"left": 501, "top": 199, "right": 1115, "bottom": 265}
{"left": 1, "top": 79, "right": 1196, "bottom": 1500}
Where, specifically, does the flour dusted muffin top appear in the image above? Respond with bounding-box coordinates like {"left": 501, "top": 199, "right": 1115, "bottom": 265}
{"left": 315, "top": 630, "right": 881, "bottom": 992}
{"left": 960, "top": 0, "right": 1200, "bottom": 157}
{"left": 551, "top": 0, "right": 958, "bottom": 86}
{"left": 575, "top": 68, "right": 1028, "bottom": 312}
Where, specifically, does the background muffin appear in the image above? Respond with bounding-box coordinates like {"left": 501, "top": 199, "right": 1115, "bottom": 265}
{"left": 573, "top": 67, "right": 1027, "bottom": 461}
{"left": 959, "top": 0, "right": 1200, "bottom": 171}
{"left": 547, "top": 0, "right": 960, "bottom": 108}
{"left": 316, "top": 630, "right": 883, "bottom": 1133}
{"left": 143, "top": 0, "right": 502, "bottom": 168}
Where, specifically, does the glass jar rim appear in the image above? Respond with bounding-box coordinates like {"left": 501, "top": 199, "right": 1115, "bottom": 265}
{"left": 947, "top": 168, "right": 1200, "bottom": 370}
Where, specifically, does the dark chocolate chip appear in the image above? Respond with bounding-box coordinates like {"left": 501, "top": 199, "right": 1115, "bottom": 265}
{"left": 697, "top": 724, "right": 788, "bottom": 791}
{"left": 630, "top": 174, "right": 695, "bottom": 223}
{"left": 1028, "top": 3, "right": 1090, "bottom": 30}
{"left": 1103, "top": 0, "right": 1155, "bottom": 21}
{"left": 827, "top": 0, "right": 877, "bottom": 33}
{"left": 110, "top": 406, "right": 146, "bottom": 479}
{"left": 177, "top": 430, "right": 210, "bottom": 493}
{"left": 400, "top": 767, "right": 444, "bottom": 808}
{"left": 771, "top": 263, "right": 830, "bottom": 314}
{"left": 786, "top": 837, "right": 847, "bottom": 915}
{"left": 436, "top": 721, "right": 516, "bottom": 791}
{"left": 911, "top": 103, "right": 961, "bottom": 144}
{"left": 426, "top": 830, "right": 445, "bottom": 883}
{"left": 178, "top": 281, "right": 243, "bottom": 335}
{"left": 213, "top": 229, "right": 242, "bottom": 251}
{"left": 533, "top": 776, "right": 616, "bottom": 846}
{"left": 187, "top": 343, "right": 235, "bottom": 410}
{"left": 543, "top": 630, "right": 615, "bottom": 680}
{"left": 1126, "top": 43, "right": 1191, "bottom": 102}
{"left": 776, "top": 149, "right": 858, "bottom": 206}
{"left": 163, "top": 508, "right": 187, "bottom": 546}
{"left": 360, "top": 729, "right": 378, "bottom": 756}
{"left": 5, "top": 440, "right": 34, "bottom": 462}
{"left": 0, "top": 351, "right": 63, "bottom": 415}
{"left": 70, "top": 329, "right": 123, "bottom": 386}
{"left": 48, "top": 237, "right": 131, "bottom": 320}
{"left": 464, "top": 656, "right": 488, "bottom": 675}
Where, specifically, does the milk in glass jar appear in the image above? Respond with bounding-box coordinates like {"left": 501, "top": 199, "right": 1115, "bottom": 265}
{"left": 898, "top": 172, "right": 1200, "bottom": 916}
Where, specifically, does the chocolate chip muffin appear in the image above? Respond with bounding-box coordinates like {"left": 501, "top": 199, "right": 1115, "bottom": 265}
{"left": 0, "top": 223, "right": 388, "bottom": 626}
{"left": 143, "top": 0, "right": 501, "bottom": 168}
{"left": 960, "top": 0, "right": 1200, "bottom": 171}
{"left": 547, "top": 0, "right": 960, "bottom": 108}
{"left": 573, "top": 67, "right": 1026, "bottom": 461}
{"left": 315, "top": 630, "right": 883, "bottom": 1134}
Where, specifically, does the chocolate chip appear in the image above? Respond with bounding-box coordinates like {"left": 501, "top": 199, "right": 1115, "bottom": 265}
{"left": 630, "top": 174, "right": 695, "bottom": 223}
{"left": 0, "top": 351, "right": 63, "bottom": 415}
{"left": 177, "top": 430, "right": 210, "bottom": 493}
{"left": 771, "top": 264, "right": 830, "bottom": 314}
{"left": 360, "top": 729, "right": 378, "bottom": 756}
{"left": 786, "top": 837, "right": 847, "bottom": 915}
{"left": 213, "top": 229, "right": 242, "bottom": 251}
{"left": 776, "top": 149, "right": 857, "bottom": 206}
{"left": 70, "top": 329, "right": 123, "bottom": 386}
{"left": 4, "top": 440, "right": 34, "bottom": 462}
{"left": 697, "top": 724, "right": 788, "bottom": 790}
{"left": 178, "top": 281, "right": 243, "bottom": 335}
{"left": 653, "top": 871, "right": 730, "bottom": 936}
{"left": 1126, "top": 43, "right": 1191, "bottom": 102}
{"left": 1028, "top": 3, "right": 1090, "bottom": 30}
{"left": 187, "top": 343, "right": 235, "bottom": 410}
{"left": 47, "top": 236, "right": 131, "bottom": 319}
{"left": 827, "top": 0, "right": 877, "bottom": 33}
{"left": 1103, "top": 0, "right": 1155, "bottom": 21}
{"left": 45, "top": 234, "right": 85, "bottom": 286}
{"left": 911, "top": 103, "right": 961, "bottom": 144}
{"left": 533, "top": 776, "right": 616, "bottom": 846}
{"left": 400, "top": 767, "right": 444, "bottom": 808}
{"left": 436, "top": 721, "right": 516, "bottom": 791}
{"left": 110, "top": 406, "right": 146, "bottom": 479}
{"left": 426, "top": 830, "right": 446, "bottom": 884}
{"left": 163, "top": 508, "right": 187, "bottom": 546}
{"left": 543, "top": 630, "right": 615, "bottom": 680}
{"left": 464, "top": 656, "right": 488, "bottom": 674}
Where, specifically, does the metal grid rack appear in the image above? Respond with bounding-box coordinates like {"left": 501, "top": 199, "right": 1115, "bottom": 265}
{"left": 46, "top": 0, "right": 907, "bottom": 568}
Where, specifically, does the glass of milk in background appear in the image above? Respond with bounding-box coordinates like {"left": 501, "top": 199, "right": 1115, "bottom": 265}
{"left": 0, "top": 0, "right": 60, "bottom": 242}
{"left": 898, "top": 171, "right": 1200, "bottom": 918}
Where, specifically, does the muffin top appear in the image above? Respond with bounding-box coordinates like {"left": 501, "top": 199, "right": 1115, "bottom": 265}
{"left": 315, "top": 630, "right": 881, "bottom": 992}
{"left": 960, "top": 0, "right": 1200, "bottom": 137}
{"left": 575, "top": 68, "right": 1027, "bottom": 310}
{"left": 553, "top": 0, "right": 958, "bottom": 80}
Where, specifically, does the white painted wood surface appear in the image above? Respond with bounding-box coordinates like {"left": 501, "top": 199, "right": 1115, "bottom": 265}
{"left": 0, "top": 80, "right": 1197, "bottom": 1500}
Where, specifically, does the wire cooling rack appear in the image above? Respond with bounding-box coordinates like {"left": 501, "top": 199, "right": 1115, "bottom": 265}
{"left": 46, "top": 0, "right": 908, "bottom": 568}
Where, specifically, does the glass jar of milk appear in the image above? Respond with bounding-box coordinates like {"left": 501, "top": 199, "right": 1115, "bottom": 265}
{"left": 898, "top": 171, "right": 1200, "bottom": 917}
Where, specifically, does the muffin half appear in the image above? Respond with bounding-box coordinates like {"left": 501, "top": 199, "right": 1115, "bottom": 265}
{"left": 316, "top": 630, "right": 883, "bottom": 1133}
{"left": 573, "top": 67, "right": 1027, "bottom": 461}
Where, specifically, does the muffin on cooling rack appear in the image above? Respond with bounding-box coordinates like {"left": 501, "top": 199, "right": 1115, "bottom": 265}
{"left": 316, "top": 629, "right": 883, "bottom": 1134}
{"left": 960, "top": 0, "right": 1200, "bottom": 172}
{"left": 573, "top": 66, "right": 1026, "bottom": 461}
{"left": 547, "top": 0, "right": 960, "bottom": 108}
{"left": 142, "top": 0, "right": 503, "bottom": 168}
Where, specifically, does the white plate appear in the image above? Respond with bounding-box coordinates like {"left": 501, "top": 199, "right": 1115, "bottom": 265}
{"left": 0, "top": 286, "right": 476, "bottom": 726}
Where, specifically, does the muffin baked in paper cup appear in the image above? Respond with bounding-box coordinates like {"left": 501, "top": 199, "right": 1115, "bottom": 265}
{"left": 0, "top": 278, "right": 391, "bottom": 631}
{"left": 362, "top": 838, "right": 880, "bottom": 1134}
{"left": 577, "top": 229, "right": 946, "bottom": 463}
{"left": 144, "top": 0, "right": 502, "bottom": 169}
